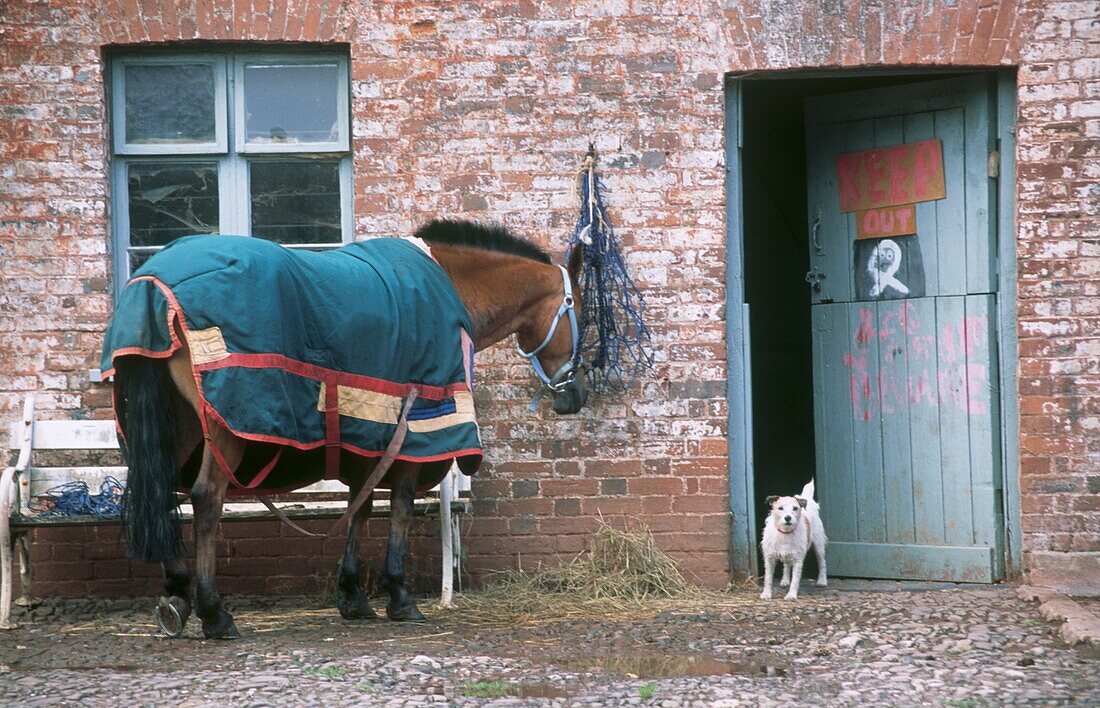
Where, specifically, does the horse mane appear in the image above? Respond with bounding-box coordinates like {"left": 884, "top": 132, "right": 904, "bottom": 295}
{"left": 413, "top": 219, "right": 552, "bottom": 265}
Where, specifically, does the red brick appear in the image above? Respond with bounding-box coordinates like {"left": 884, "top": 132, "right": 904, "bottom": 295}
{"left": 628, "top": 477, "right": 684, "bottom": 496}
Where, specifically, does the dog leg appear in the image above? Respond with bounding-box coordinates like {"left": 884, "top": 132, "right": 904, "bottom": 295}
{"left": 780, "top": 563, "right": 791, "bottom": 588}
{"left": 814, "top": 540, "right": 828, "bottom": 587}
{"left": 784, "top": 558, "right": 804, "bottom": 600}
{"left": 760, "top": 555, "right": 774, "bottom": 600}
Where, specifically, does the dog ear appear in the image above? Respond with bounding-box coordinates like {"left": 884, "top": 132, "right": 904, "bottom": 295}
{"left": 794, "top": 496, "right": 808, "bottom": 509}
{"left": 765, "top": 495, "right": 779, "bottom": 506}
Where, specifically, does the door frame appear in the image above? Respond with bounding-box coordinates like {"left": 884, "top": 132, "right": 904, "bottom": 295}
{"left": 724, "top": 69, "right": 1022, "bottom": 581}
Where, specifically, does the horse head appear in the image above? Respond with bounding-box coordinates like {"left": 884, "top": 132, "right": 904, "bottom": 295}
{"left": 515, "top": 245, "right": 588, "bottom": 415}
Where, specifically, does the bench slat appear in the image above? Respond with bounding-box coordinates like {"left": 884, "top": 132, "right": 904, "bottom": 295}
{"left": 9, "top": 420, "right": 119, "bottom": 450}
{"left": 10, "top": 499, "right": 471, "bottom": 527}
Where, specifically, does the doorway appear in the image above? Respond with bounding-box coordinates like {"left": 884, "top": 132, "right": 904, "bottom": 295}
{"left": 727, "top": 72, "right": 1019, "bottom": 582}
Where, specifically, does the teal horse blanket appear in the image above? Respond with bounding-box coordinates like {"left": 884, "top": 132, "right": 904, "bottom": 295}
{"left": 101, "top": 235, "right": 481, "bottom": 494}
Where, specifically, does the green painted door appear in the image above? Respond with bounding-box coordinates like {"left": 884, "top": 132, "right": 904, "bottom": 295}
{"left": 804, "top": 77, "right": 1005, "bottom": 582}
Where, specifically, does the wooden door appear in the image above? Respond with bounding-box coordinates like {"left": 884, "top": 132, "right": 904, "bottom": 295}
{"left": 805, "top": 77, "right": 1005, "bottom": 582}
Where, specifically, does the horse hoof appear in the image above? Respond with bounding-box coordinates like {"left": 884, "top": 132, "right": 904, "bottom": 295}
{"left": 155, "top": 596, "right": 190, "bottom": 638}
{"left": 387, "top": 602, "right": 426, "bottom": 622}
{"left": 339, "top": 599, "right": 378, "bottom": 621}
{"left": 202, "top": 613, "right": 240, "bottom": 640}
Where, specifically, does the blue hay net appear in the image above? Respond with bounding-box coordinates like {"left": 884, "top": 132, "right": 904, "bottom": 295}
{"left": 567, "top": 147, "right": 653, "bottom": 395}
{"left": 28, "top": 477, "right": 124, "bottom": 518}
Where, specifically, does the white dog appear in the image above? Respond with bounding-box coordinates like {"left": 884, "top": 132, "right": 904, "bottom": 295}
{"left": 759, "top": 480, "right": 827, "bottom": 600}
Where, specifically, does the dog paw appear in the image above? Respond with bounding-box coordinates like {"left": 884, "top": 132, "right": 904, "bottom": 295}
{"left": 779, "top": 579, "right": 790, "bottom": 588}
{"left": 759, "top": 591, "right": 772, "bottom": 600}
{"left": 816, "top": 578, "right": 828, "bottom": 587}
{"left": 783, "top": 592, "right": 798, "bottom": 601}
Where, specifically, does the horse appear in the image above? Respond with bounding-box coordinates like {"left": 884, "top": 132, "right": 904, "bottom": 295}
{"left": 104, "top": 219, "right": 587, "bottom": 639}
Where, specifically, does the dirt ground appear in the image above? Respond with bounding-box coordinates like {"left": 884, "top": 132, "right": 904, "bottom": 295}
{"left": 2, "top": 582, "right": 1098, "bottom": 706}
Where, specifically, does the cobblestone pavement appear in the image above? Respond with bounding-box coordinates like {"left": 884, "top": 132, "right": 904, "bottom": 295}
{"left": 1, "top": 583, "right": 1097, "bottom": 706}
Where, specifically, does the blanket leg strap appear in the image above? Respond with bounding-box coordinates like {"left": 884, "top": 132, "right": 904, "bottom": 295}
{"left": 256, "top": 496, "right": 325, "bottom": 538}
{"left": 328, "top": 387, "right": 419, "bottom": 537}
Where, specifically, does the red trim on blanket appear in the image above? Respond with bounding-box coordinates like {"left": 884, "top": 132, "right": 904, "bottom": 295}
{"left": 194, "top": 353, "right": 469, "bottom": 400}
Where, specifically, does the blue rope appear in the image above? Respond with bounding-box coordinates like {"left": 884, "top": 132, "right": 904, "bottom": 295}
{"left": 28, "top": 476, "right": 124, "bottom": 518}
{"left": 567, "top": 147, "right": 653, "bottom": 394}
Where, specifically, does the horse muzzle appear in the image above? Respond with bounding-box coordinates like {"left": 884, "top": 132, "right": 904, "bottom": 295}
{"left": 551, "top": 378, "right": 588, "bottom": 415}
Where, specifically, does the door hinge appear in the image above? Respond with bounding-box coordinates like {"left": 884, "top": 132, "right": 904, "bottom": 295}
{"left": 988, "top": 149, "right": 1000, "bottom": 179}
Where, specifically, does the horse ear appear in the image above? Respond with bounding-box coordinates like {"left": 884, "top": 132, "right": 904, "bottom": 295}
{"left": 566, "top": 244, "right": 584, "bottom": 283}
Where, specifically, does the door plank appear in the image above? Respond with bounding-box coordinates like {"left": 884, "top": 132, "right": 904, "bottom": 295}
{"left": 849, "top": 302, "right": 886, "bottom": 544}
{"left": 934, "top": 107, "right": 968, "bottom": 296}
{"left": 814, "top": 304, "right": 857, "bottom": 541}
{"left": 964, "top": 82, "right": 995, "bottom": 294}
{"left": 828, "top": 541, "right": 994, "bottom": 582}
{"left": 906, "top": 296, "right": 947, "bottom": 546}
{"left": 936, "top": 296, "right": 976, "bottom": 547}
{"left": 807, "top": 124, "right": 852, "bottom": 305}
{"left": 966, "top": 294, "right": 1002, "bottom": 552}
{"left": 878, "top": 299, "right": 917, "bottom": 544}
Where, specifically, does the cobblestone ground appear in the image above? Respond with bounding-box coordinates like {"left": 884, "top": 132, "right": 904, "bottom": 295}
{"left": 2, "top": 583, "right": 1097, "bottom": 706}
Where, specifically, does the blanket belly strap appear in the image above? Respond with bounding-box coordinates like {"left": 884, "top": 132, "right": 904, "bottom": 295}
{"left": 328, "top": 387, "right": 419, "bottom": 536}
{"left": 324, "top": 375, "right": 341, "bottom": 478}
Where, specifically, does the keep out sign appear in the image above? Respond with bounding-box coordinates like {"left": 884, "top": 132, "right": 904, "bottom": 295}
{"left": 856, "top": 203, "right": 916, "bottom": 240}
{"left": 835, "top": 139, "right": 945, "bottom": 241}
{"left": 835, "top": 139, "right": 946, "bottom": 212}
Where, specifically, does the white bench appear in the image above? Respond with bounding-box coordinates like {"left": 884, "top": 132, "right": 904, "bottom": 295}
{"left": 1, "top": 396, "right": 469, "bottom": 629}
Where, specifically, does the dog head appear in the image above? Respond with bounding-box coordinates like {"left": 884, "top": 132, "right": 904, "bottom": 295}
{"left": 765, "top": 494, "right": 808, "bottom": 534}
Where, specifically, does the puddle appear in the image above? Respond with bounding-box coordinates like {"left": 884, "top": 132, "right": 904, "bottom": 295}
{"left": 514, "top": 682, "right": 575, "bottom": 698}
{"left": 556, "top": 651, "right": 788, "bottom": 679}
{"left": 462, "top": 680, "right": 575, "bottom": 699}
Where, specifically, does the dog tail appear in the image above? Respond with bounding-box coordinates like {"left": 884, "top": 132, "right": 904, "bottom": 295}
{"left": 800, "top": 479, "right": 816, "bottom": 501}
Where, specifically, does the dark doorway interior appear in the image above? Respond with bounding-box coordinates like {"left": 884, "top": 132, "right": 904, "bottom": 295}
{"left": 741, "top": 74, "right": 966, "bottom": 574}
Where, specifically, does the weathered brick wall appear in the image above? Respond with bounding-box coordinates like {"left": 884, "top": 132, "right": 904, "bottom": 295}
{"left": 1, "top": 0, "right": 1096, "bottom": 597}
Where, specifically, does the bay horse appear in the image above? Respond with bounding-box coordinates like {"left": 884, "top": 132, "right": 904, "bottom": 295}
{"left": 107, "top": 219, "right": 587, "bottom": 639}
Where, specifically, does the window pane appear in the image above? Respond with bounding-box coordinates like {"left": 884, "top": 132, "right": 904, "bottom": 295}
{"left": 250, "top": 161, "right": 341, "bottom": 244}
{"left": 243, "top": 63, "right": 340, "bottom": 145}
{"left": 128, "top": 163, "right": 219, "bottom": 248}
{"left": 124, "top": 64, "right": 217, "bottom": 145}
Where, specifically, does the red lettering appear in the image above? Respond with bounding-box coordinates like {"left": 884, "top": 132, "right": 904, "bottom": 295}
{"left": 862, "top": 209, "right": 880, "bottom": 236}
{"left": 856, "top": 306, "right": 876, "bottom": 344}
{"left": 867, "top": 149, "right": 887, "bottom": 204}
{"left": 837, "top": 153, "right": 862, "bottom": 210}
{"left": 887, "top": 145, "right": 909, "bottom": 203}
{"left": 913, "top": 142, "right": 941, "bottom": 199}
{"left": 895, "top": 206, "right": 913, "bottom": 233}
{"left": 880, "top": 208, "right": 895, "bottom": 233}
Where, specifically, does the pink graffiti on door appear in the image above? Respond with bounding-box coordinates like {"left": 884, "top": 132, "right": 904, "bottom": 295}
{"left": 842, "top": 303, "right": 988, "bottom": 421}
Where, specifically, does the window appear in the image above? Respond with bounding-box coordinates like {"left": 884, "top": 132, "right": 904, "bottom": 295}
{"left": 109, "top": 50, "right": 352, "bottom": 280}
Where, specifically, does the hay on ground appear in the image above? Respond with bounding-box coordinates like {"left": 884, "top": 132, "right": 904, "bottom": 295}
{"left": 454, "top": 518, "right": 719, "bottom": 624}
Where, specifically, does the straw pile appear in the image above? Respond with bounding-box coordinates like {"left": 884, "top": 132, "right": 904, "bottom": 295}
{"left": 454, "top": 519, "right": 701, "bottom": 624}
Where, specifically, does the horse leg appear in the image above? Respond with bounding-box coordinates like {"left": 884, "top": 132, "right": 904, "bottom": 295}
{"left": 337, "top": 458, "right": 378, "bottom": 620}
{"left": 157, "top": 405, "right": 202, "bottom": 636}
{"left": 191, "top": 428, "right": 241, "bottom": 640}
{"left": 382, "top": 462, "right": 426, "bottom": 622}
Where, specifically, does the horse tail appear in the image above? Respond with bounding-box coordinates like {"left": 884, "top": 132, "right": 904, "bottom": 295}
{"left": 114, "top": 356, "right": 182, "bottom": 564}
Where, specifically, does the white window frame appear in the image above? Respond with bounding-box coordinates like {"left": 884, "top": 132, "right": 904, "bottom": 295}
{"left": 111, "top": 54, "right": 229, "bottom": 156}
{"left": 109, "top": 49, "right": 353, "bottom": 286}
{"left": 234, "top": 53, "right": 350, "bottom": 154}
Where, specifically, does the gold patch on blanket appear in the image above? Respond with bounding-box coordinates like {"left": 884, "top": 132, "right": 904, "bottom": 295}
{"left": 186, "top": 326, "right": 230, "bottom": 365}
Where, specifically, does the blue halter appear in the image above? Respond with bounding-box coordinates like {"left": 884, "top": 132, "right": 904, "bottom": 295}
{"left": 518, "top": 265, "right": 582, "bottom": 410}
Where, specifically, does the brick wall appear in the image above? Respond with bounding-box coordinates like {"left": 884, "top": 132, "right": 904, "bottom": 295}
{"left": 1, "top": 1, "right": 1096, "bottom": 597}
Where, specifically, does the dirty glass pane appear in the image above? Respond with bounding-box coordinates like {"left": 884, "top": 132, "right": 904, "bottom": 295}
{"left": 250, "top": 161, "right": 341, "bottom": 244}
{"left": 124, "top": 64, "right": 217, "bottom": 145}
{"left": 128, "top": 163, "right": 219, "bottom": 249}
{"left": 243, "top": 63, "right": 340, "bottom": 145}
